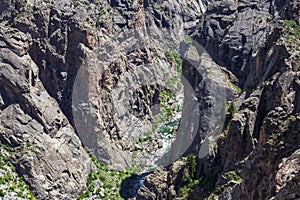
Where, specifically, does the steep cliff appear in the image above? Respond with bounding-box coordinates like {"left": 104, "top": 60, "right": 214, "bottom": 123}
{"left": 0, "top": 0, "right": 299, "bottom": 199}
{"left": 137, "top": 0, "right": 300, "bottom": 200}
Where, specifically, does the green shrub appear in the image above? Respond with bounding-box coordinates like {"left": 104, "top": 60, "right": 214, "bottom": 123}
{"left": 228, "top": 102, "right": 236, "bottom": 119}
{"left": 99, "top": 174, "right": 106, "bottom": 182}
{"left": 177, "top": 103, "right": 183, "bottom": 112}
{"left": 95, "top": 188, "right": 101, "bottom": 195}
{"left": 161, "top": 104, "right": 173, "bottom": 121}
{"left": 186, "top": 154, "right": 196, "bottom": 179}
{"left": 17, "top": 192, "right": 24, "bottom": 198}
{"left": 103, "top": 182, "right": 113, "bottom": 189}
{"left": 27, "top": 191, "right": 35, "bottom": 200}
{"left": 80, "top": 151, "right": 144, "bottom": 199}
{"left": 5, "top": 172, "right": 13, "bottom": 182}
{"left": 184, "top": 36, "right": 192, "bottom": 44}
{"left": 164, "top": 49, "right": 183, "bottom": 73}
{"left": 283, "top": 19, "right": 300, "bottom": 37}
{"left": 160, "top": 90, "right": 174, "bottom": 103}
{"left": 0, "top": 189, "right": 5, "bottom": 197}
{"left": 231, "top": 83, "right": 242, "bottom": 93}
{"left": 8, "top": 185, "right": 17, "bottom": 192}
{"left": 267, "top": 14, "right": 273, "bottom": 22}
{"left": 0, "top": 143, "right": 14, "bottom": 152}
{"left": 0, "top": 178, "right": 5, "bottom": 185}
{"left": 224, "top": 171, "right": 242, "bottom": 183}
{"left": 88, "top": 183, "right": 95, "bottom": 193}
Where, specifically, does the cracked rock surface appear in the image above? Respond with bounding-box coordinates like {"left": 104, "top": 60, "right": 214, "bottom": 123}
{"left": 0, "top": 0, "right": 299, "bottom": 199}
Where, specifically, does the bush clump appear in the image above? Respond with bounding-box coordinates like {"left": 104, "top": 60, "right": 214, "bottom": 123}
{"left": 228, "top": 102, "right": 236, "bottom": 119}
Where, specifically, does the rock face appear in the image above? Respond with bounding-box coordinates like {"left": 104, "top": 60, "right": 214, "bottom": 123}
{"left": 137, "top": 159, "right": 187, "bottom": 200}
{"left": 0, "top": 14, "right": 91, "bottom": 200}
{"left": 275, "top": 149, "right": 300, "bottom": 199}
{"left": 0, "top": 0, "right": 299, "bottom": 199}
{"left": 137, "top": 0, "right": 300, "bottom": 199}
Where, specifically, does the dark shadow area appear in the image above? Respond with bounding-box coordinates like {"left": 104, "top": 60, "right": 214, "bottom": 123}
{"left": 120, "top": 172, "right": 152, "bottom": 199}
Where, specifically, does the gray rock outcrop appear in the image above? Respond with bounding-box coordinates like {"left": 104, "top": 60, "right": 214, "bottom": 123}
{"left": 0, "top": 0, "right": 299, "bottom": 199}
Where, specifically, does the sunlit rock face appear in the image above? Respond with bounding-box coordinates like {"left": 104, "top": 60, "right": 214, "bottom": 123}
{"left": 0, "top": 0, "right": 299, "bottom": 199}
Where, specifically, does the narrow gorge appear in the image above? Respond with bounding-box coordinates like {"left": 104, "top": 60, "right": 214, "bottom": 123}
{"left": 0, "top": 0, "right": 299, "bottom": 199}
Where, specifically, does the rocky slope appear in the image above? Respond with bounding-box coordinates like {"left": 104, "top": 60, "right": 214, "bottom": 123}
{"left": 0, "top": 0, "right": 299, "bottom": 199}
{"left": 137, "top": 0, "right": 300, "bottom": 200}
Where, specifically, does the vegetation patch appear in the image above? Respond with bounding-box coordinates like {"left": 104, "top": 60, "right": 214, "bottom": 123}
{"left": 0, "top": 149, "right": 35, "bottom": 199}
{"left": 223, "top": 171, "right": 242, "bottom": 183}
{"left": 267, "top": 14, "right": 274, "bottom": 22}
{"left": 77, "top": 153, "right": 139, "bottom": 200}
{"left": 186, "top": 154, "right": 196, "bottom": 179}
{"left": 184, "top": 36, "right": 192, "bottom": 44}
{"left": 231, "top": 82, "right": 242, "bottom": 93}
{"left": 177, "top": 154, "right": 225, "bottom": 199}
{"left": 228, "top": 102, "right": 237, "bottom": 119}
{"left": 179, "top": 171, "right": 218, "bottom": 199}
{"left": 164, "top": 49, "right": 183, "bottom": 73}
{"left": 178, "top": 155, "right": 218, "bottom": 199}
{"left": 278, "top": 115, "right": 298, "bottom": 131}
{"left": 283, "top": 19, "right": 300, "bottom": 37}
{"left": 158, "top": 90, "right": 177, "bottom": 121}
{"left": 206, "top": 170, "right": 243, "bottom": 199}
